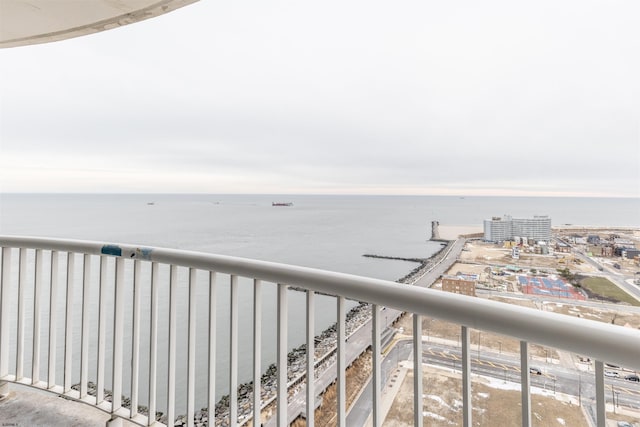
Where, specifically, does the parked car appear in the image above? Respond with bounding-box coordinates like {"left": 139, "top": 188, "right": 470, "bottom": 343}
{"left": 624, "top": 374, "right": 640, "bottom": 382}
{"left": 617, "top": 421, "right": 634, "bottom": 427}
{"left": 604, "top": 370, "right": 620, "bottom": 378}
{"left": 529, "top": 367, "right": 542, "bottom": 375}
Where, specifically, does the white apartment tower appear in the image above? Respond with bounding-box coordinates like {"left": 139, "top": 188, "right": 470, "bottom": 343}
{"left": 483, "top": 215, "right": 551, "bottom": 242}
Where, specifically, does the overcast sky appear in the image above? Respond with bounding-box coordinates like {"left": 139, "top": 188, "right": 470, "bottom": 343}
{"left": 1, "top": 0, "right": 639, "bottom": 197}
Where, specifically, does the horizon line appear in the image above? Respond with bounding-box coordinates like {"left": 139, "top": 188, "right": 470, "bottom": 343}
{"left": 1, "top": 191, "right": 639, "bottom": 199}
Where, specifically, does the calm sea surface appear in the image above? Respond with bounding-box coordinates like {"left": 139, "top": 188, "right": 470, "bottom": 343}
{"left": 0, "top": 194, "right": 638, "bottom": 412}
{"left": 2, "top": 194, "right": 638, "bottom": 268}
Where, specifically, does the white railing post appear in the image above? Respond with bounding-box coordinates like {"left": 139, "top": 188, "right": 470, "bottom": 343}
{"left": 96, "top": 256, "right": 108, "bottom": 404}
{"left": 167, "top": 265, "right": 178, "bottom": 427}
{"left": 80, "top": 254, "right": 91, "bottom": 399}
{"left": 230, "top": 275, "right": 239, "bottom": 427}
{"left": 16, "top": 248, "right": 27, "bottom": 381}
{"left": 253, "top": 279, "right": 263, "bottom": 427}
{"left": 112, "top": 257, "right": 125, "bottom": 412}
{"left": 337, "top": 296, "right": 346, "bottom": 427}
{"left": 64, "top": 252, "right": 75, "bottom": 392}
{"left": 520, "top": 341, "right": 531, "bottom": 427}
{"left": 47, "top": 251, "right": 59, "bottom": 390}
{"left": 413, "top": 314, "right": 423, "bottom": 427}
{"left": 0, "top": 247, "right": 11, "bottom": 380}
{"left": 148, "top": 262, "right": 159, "bottom": 425}
{"left": 461, "top": 326, "right": 471, "bottom": 427}
{"left": 208, "top": 272, "right": 217, "bottom": 424}
{"left": 130, "top": 260, "right": 142, "bottom": 417}
{"left": 305, "top": 290, "right": 315, "bottom": 427}
{"left": 187, "top": 268, "right": 197, "bottom": 427}
{"left": 32, "top": 249, "right": 43, "bottom": 385}
{"left": 276, "top": 283, "right": 288, "bottom": 427}
{"left": 595, "top": 360, "right": 605, "bottom": 427}
{"left": 372, "top": 304, "right": 381, "bottom": 427}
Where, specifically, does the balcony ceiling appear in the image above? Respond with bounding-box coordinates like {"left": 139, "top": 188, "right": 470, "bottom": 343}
{"left": 0, "top": 0, "right": 198, "bottom": 48}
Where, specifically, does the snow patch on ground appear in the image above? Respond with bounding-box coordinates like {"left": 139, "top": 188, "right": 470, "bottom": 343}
{"left": 426, "top": 395, "right": 450, "bottom": 408}
{"left": 423, "top": 411, "right": 447, "bottom": 421}
{"left": 557, "top": 417, "right": 566, "bottom": 425}
{"left": 481, "top": 376, "right": 557, "bottom": 397}
{"left": 481, "top": 377, "right": 521, "bottom": 391}
{"left": 477, "top": 392, "right": 490, "bottom": 398}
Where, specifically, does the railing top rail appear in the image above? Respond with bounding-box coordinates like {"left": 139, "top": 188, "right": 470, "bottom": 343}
{"left": 2, "top": 235, "right": 640, "bottom": 369}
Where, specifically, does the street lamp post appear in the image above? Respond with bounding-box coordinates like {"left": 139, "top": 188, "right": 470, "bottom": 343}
{"left": 612, "top": 386, "right": 616, "bottom": 414}
{"left": 578, "top": 373, "right": 582, "bottom": 406}
{"left": 498, "top": 341, "right": 502, "bottom": 355}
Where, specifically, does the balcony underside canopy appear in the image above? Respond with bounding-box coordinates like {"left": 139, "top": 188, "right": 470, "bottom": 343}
{"left": 0, "top": 0, "right": 198, "bottom": 48}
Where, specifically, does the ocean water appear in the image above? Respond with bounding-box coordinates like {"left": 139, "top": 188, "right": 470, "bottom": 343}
{"left": 0, "top": 194, "right": 638, "bottom": 413}
{"left": 2, "top": 194, "right": 638, "bottom": 267}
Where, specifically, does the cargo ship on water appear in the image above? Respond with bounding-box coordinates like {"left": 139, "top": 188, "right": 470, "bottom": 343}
{"left": 272, "top": 202, "right": 293, "bottom": 207}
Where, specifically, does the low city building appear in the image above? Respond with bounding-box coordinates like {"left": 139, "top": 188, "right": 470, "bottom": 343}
{"left": 587, "top": 235, "right": 601, "bottom": 245}
{"left": 442, "top": 275, "right": 477, "bottom": 297}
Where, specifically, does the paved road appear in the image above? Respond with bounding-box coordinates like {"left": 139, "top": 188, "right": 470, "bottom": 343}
{"left": 263, "top": 306, "right": 403, "bottom": 426}
{"left": 346, "top": 341, "right": 414, "bottom": 427}
{"left": 347, "top": 339, "right": 640, "bottom": 427}
{"left": 421, "top": 342, "right": 640, "bottom": 410}
{"left": 413, "top": 238, "right": 466, "bottom": 288}
{"left": 263, "top": 238, "right": 466, "bottom": 426}
{"left": 572, "top": 248, "right": 640, "bottom": 301}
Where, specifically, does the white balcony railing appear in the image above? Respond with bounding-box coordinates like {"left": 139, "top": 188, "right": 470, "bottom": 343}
{"left": 1, "top": 235, "right": 639, "bottom": 427}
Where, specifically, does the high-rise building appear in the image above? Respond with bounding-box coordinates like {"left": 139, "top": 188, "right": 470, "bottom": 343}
{"left": 483, "top": 215, "right": 551, "bottom": 242}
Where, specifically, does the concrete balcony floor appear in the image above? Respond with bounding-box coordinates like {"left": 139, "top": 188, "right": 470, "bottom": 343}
{"left": 0, "top": 383, "right": 110, "bottom": 426}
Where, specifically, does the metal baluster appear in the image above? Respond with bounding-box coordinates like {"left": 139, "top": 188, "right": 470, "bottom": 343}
{"left": 461, "top": 326, "right": 471, "bottom": 427}
{"left": 0, "top": 247, "right": 11, "bottom": 379}
{"left": 32, "top": 249, "right": 43, "bottom": 384}
{"left": 130, "top": 260, "right": 142, "bottom": 417}
{"left": 48, "top": 251, "right": 59, "bottom": 389}
{"left": 148, "top": 262, "right": 159, "bottom": 425}
{"left": 187, "top": 268, "right": 197, "bottom": 427}
{"left": 337, "top": 296, "right": 346, "bottom": 427}
{"left": 112, "top": 257, "right": 125, "bottom": 411}
{"left": 63, "top": 252, "right": 75, "bottom": 392}
{"left": 372, "top": 304, "right": 381, "bottom": 427}
{"left": 276, "top": 283, "right": 287, "bottom": 427}
{"left": 306, "top": 290, "right": 315, "bottom": 427}
{"left": 595, "top": 360, "right": 605, "bottom": 427}
{"left": 96, "top": 256, "right": 107, "bottom": 404}
{"left": 167, "top": 265, "right": 177, "bottom": 427}
{"left": 208, "top": 272, "right": 217, "bottom": 424}
{"left": 16, "top": 248, "right": 27, "bottom": 380}
{"left": 413, "top": 314, "right": 423, "bottom": 427}
{"left": 253, "top": 279, "right": 262, "bottom": 427}
{"left": 230, "top": 275, "right": 239, "bottom": 426}
{"left": 80, "top": 254, "right": 91, "bottom": 399}
{"left": 520, "top": 341, "right": 531, "bottom": 427}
